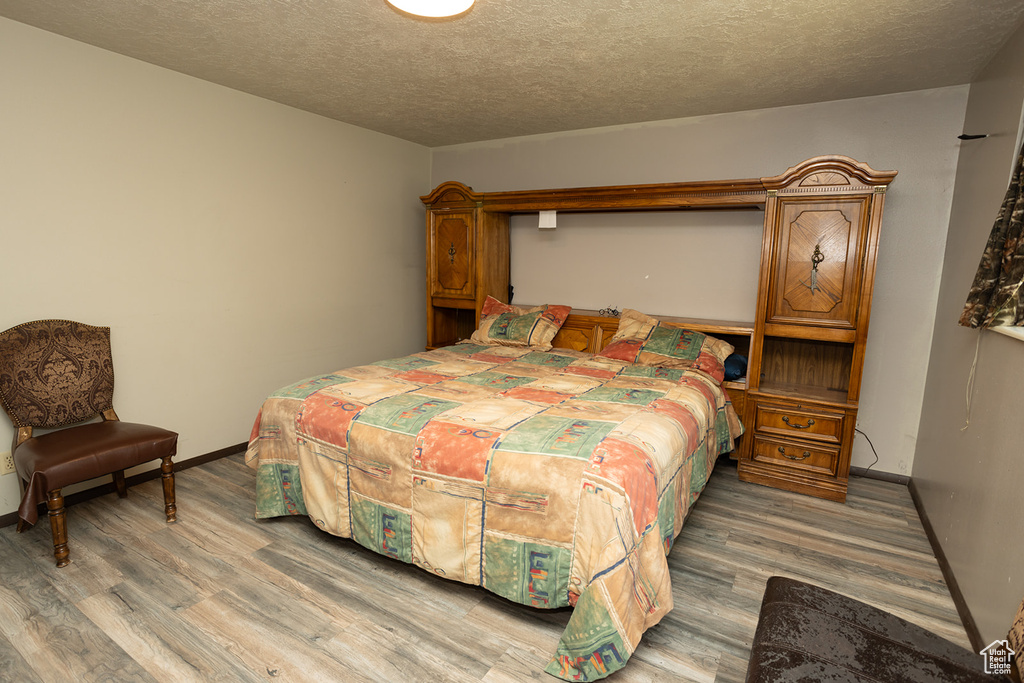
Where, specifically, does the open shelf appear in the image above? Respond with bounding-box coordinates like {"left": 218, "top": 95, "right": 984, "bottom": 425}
{"left": 755, "top": 381, "right": 851, "bottom": 407}
{"left": 428, "top": 306, "right": 477, "bottom": 349}
{"left": 759, "top": 336, "right": 853, "bottom": 403}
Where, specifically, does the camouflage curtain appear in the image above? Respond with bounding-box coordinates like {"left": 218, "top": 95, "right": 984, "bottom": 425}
{"left": 959, "top": 140, "right": 1024, "bottom": 328}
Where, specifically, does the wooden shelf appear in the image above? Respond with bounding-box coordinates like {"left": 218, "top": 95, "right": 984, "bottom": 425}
{"left": 480, "top": 179, "right": 768, "bottom": 213}
{"left": 754, "top": 381, "right": 851, "bottom": 408}
{"left": 763, "top": 323, "right": 857, "bottom": 343}
{"left": 722, "top": 378, "right": 747, "bottom": 392}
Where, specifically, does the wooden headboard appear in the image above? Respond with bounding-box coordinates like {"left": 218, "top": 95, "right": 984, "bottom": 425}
{"left": 423, "top": 156, "right": 897, "bottom": 501}
{"left": 550, "top": 309, "right": 753, "bottom": 443}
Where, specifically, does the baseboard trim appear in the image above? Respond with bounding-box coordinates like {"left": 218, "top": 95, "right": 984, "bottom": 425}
{"left": 908, "top": 477, "right": 983, "bottom": 652}
{"left": 0, "top": 442, "right": 247, "bottom": 529}
{"left": 849, "top": 466, "right": 910, "bottom": 486}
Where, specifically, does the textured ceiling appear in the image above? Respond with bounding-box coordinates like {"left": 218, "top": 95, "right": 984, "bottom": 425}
{"left": 2, "top": 0, "right": 1024, "bottom": 147}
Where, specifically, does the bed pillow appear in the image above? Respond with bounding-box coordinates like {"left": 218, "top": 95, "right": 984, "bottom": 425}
{"left": 597, "top": 308, "right": 734, "bottom": 381}
{"left": 469, "top": 296, "right": 571, "bottom": 350}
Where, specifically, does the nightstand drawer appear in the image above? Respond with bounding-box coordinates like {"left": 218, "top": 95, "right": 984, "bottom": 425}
{"left": 751, "top": 437, "right": 839, "bottom": 477}
{"left": 753, "top": 402, "right": 844, "bottom": 444}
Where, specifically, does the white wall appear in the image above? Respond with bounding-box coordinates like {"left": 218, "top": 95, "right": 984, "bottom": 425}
{"left": 913, "top": 22, "right": 1024, "bottom": 644}
{"left": 431, "top": 87, "right": 969, "bottom": 476}
{"left": 0, "top": 18, "right": 430, "bottom": 516}
{"left": 507, "top": 210, "right": 765, "bottom": 323}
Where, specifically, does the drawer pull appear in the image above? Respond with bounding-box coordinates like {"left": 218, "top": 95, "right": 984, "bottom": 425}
{"left": 782, "top": 416, "right": 815, "bottom": 429}
{"left": 777, "top": 446, "right": 811, "bottom": 461}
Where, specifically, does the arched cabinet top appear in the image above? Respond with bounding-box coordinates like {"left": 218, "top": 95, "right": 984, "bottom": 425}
{"left": 420, "top": 181, "right": 483, "bottom": 208}
{"left": 761, "top": 155, "right": 898, "bottom": 193}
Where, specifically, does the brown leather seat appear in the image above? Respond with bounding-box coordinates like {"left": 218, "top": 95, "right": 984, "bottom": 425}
{"left": 0, "top": 320, "right": 178, "bottom": 567}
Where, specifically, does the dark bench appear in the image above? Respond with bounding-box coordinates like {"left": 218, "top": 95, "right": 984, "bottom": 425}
{"left": 746, "top": 576, "right": 1017, "bottom": 682}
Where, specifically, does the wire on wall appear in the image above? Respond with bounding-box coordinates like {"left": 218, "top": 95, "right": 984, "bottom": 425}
{"left": 961, "top": 332, "right": 982, "bottom": 431}
{"left": 855, "top": 428, "right": 880, "bottom": 472}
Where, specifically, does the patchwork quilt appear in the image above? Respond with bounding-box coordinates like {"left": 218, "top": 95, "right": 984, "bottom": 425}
{"left": 245, "top": 342, "right": 742, "bottom": 680}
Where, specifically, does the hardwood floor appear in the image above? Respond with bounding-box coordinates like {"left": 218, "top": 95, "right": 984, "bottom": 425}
{"left": 0, "top": 454, "right": 969, "bottom": 682}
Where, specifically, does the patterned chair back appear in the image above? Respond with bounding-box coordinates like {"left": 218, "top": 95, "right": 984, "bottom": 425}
{"left": 0, "top": 320, "right": 115, "bottom": 429}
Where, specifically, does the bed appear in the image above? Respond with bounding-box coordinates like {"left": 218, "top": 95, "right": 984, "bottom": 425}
{"left": 245, "top": 301, "right": 745, "bottom": 680}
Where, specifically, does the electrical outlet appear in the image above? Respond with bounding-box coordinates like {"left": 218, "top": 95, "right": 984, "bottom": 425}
{"left": 0, "top": 452, "right": 14, "bottom": 476}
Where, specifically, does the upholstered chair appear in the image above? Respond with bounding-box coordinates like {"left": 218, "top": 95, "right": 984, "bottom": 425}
{"left": 0, "top": 320, "right": 178, "bottom": 567}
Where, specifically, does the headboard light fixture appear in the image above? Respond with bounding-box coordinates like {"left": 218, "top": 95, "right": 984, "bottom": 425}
{"left": 386, "top": 0, "right": 475, "bottom": 18}
{"left": 538, "top": 210, "right": 557, "bottom": 230}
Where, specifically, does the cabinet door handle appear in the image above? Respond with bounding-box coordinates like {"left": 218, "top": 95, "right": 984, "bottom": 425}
{"left": 448, "top": 242, "right": 457, "bottom": 264}
{"left": 777, "top": 446, "right": 811, "bottom": 461}
{"left": 782, "top": 416, "right": 815, "bottom": 429}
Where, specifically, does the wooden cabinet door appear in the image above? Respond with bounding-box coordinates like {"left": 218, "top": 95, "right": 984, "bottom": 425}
{"left": 429, "top": 210, "right": 475, "bottom": 300}
{"left": 766, "top": 197, "right": 868, "bottom": 332}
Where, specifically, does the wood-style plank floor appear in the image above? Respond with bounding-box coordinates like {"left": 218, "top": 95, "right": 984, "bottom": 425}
{"left": 0, "top": 454, "right": 969, "bottom": 682}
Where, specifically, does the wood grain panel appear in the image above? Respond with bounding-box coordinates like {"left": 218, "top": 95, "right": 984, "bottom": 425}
{"left": 0, "top": 532, "right": 154, "bottom": 681}
{"left": 0, "top": 453, "right": 970, "bottom": 682}
{"left": 751, "top": 436, "right": 839, "bottom": 477}
{"left": 0, "top": 636, "right": 39, "bottom": 683}
{"left": 430, "top": 211, "right": 475, "bottom": 299}
{"left": 760, "top": 337, "right": 852, "bottom": 394}
{"left": 77, "top": 581, "right": 261, "bottom": 683}
{"left": 753, "top": 401, "right": 844, "bottom": 444}
{"left": 772, "top": 202, "right": 863, "bottom": 326}
{"left": 480, "top": 178, "right": 767, "bottom": 212}
{"left": 548, "top": 321, "right": 595, "bottom": 352}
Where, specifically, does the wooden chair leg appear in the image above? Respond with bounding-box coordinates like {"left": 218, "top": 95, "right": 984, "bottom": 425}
{"left": 161, "top": 455, "right": 177, "bottom": 523}
{"left": 113, "top": 470, "right": 128, "bottom": 498}
{"left": 15, "top": 475, "right": 28, "bottom": 533}
{"left": 46, "top": 489, "right": 70, "bottom": 568}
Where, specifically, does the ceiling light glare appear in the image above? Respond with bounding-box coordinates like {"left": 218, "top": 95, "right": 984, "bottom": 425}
{"left": 386, "top": 0, "right": 475, "bottom": 18}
